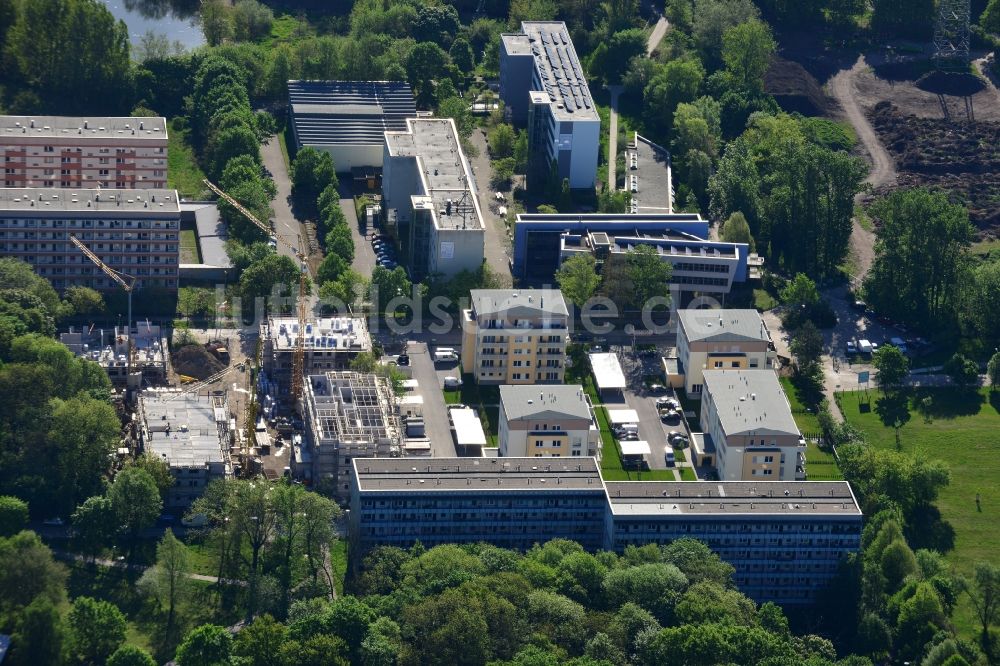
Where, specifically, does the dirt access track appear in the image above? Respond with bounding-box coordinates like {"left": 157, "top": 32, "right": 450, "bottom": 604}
{"left": 823, "top": 51, "right": 1000, "bottom": 237}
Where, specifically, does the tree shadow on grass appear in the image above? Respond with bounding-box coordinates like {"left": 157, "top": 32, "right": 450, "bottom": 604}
{"left": 874, "top": 391, "right": 912, "bottom": 430}
{"left": 988, "top": 390, "right": 1000, "bottom": 415}
{"left": 905, "top": 503, "right": 956, "bottom": 554}
{"left": 913, "top": 387, "right": 985, "bottom": 419}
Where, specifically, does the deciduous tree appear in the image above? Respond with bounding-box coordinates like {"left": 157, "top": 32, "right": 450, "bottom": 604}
{"left": 67, "top": 596, "right": 127, "bottom": 665}
{"left": 555, "top": 254, "right": 602, "bottom": 307}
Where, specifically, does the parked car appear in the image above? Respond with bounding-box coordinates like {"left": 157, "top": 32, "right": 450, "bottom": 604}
{"left": 434, "top": 348, "right": 459, "bottom": 363}
{"left": 665, "top": 449, "right": 676, "bottom": 467}
{"left": 443, "top": 376, "right": 462, "bottom": 389}
{"left": 846, "top": 340, "right": 857, "bottom": 355}
{"left": 655, "top": 397, "right": 680, "bottom": 410}
{"left": 667, "top": 431, "right": 688, "bottom": 446}
{"left": 447, "top": 403, "right": 468, "bottom": 410}
{"left": 851, "top": 300, "right": 867, "bottom": 311}
{"left": 647, "top": 383, "right": 667, "bottom": 394}
{"left": 858, "top": 339, "right": 873, "bottom": 355}
{"left": 396, "top": 353, "right": 410, "bottom": 366}
{"left": 660, "top": 410, "right": 681, "bottom": 423}
{"left": 620, "top": 432, "right": 640, "bottom": 441}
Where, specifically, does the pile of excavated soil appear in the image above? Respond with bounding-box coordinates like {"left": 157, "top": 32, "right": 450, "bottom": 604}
{"left": 765, "top": 57, "right": 834, "bottom": 116}
{"left": 172, "top": 344, "right": 225, "bottom": 381}
{"left": 867, "top": 102, "right": 1000, "bottom": 233}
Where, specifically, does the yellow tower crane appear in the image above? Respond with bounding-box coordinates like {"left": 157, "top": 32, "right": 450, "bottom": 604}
{"left": 68, "top": 234, "right": 137, "bottom": 369}
{"left": 202, "top": 179, "right": 310, "bottom": 404}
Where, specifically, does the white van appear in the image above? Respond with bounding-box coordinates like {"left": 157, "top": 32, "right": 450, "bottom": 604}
{"left": 858, "top": 339, "right": 873, "bottom": 355}
{"left": 434, "top": 347, "right": 459, "bottom": 363}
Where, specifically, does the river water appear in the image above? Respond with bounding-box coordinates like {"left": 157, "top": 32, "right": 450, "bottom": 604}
{"left": 99, "top": 0, "right": 206, "bottom": 50}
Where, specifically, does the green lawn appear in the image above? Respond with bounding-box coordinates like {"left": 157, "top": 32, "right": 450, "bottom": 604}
{"left": 779, "top": 376, "right": 823, "bottom": 435}
{"left": 167, "top": 118, "right": 208, "bottom": 199}
{"left": 839, "top": 388, "right": 1000, "bottom": 636}
{"left": 753, "top": 289, "right": 778, "bottom": 311}
{"left": 180, "top": 227, "right": 202, "bottom": 264}
{"left": 804, "top": 440, "right": 842, "bottom": 481}
{"left": 330, "top": 539, "right": 348, "bottom": 595}
{"left": 679, "top": 467, "right": 698, "bottom": 481}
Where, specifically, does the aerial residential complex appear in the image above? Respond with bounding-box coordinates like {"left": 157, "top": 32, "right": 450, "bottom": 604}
{"left": 674, "top": 308, "right": 777, "bottom": 394}
{"left": 382, "top": 118, "right": 485, "bottom": 279}
{"left": 498, "top": 384, "right": 601, "bottom": 459}
{"left": 138, "top": 390, "right": 233, "bottom": 508}
{"left": 511, "top": 213, "right": 751, "bottom": 296}
{"left": 260, "top": 316, "right": 372, "bottom": 397}
{"left": 288, "top": 81, "right": 416, "bottom": 171}
{"left": 1, "top": 116, "right": 167, "bottom": 189}
{"left": 350, "top": 457, "right": 863, "bottom": 604}
{"left": 461, "top": 288, "right": 569, "bottom": 385}
{"left": 699, "top": 369, "right": 806, "bottom": 482}
{"left": 299, "top": 371, "right": 402, "bottom": 499}
{"left": 500, "top": 21, "right": 601, "bottom": 189}
{"left": 0, "top": 188, "right": 180, "bottom": 291}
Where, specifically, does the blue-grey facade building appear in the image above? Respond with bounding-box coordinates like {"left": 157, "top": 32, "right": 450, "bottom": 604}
{"left": 350, "top": 457, "right": 863, "bottom": 605}
{"left": 512, "top": 213, "right": 751, "bottom": 295}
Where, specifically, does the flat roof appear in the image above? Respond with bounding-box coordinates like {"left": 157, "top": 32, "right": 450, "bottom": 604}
{"left": 619, "top": 440, "right": 651, "bottom": 456}
{"left": 607, "top": 408, "right": 639, "bottom": 424}
{"left": 141, "top": 391, "right": 228, "bottom": 469}
{"left": 353, "top": 456, "right": 605, "bottom": 492}
{"left": 589, "top": 352, "right": 627, "bottom": 390}
{"left": 605, "top": 480, "right": 862, "bottom": 517}
{"left": 451, "top": 408, "right": 487, "bottom": 447}
{"left": 470, "top": 288, "right": 569, "bottom": 318}
{"left": 630, "top": 133, "right": 674, "bottom": 213}
{"left": 266, "top": 316, "right": 370, "bottom": 352}
{"left": 516, "top": 212, "right": 704, "bottom": 226}
{"left": 288, "top": 81, "right": 415, "bottom": 147}
{"left": 0, "top": 188, "right": 180, "bottom": 214}
{"left": 385, "top": 117, "right": 484, "bottom": 231}
{"left": 678, "top": 308, "right": 770, "bottom": 344}
{"left": 503, "top": 22, "right": 598, "bottom": 122}
{"left": 0, "top": 115, "right": 167, "bottom": 140}
{"left": 702, "top": 370, "right": 801, "bottom": 439}
{"left": 181, "top": 202, "right": 231, "bottom": 269}
{"left": 305, "top": 371, "right": 399, "bottom": 444}
{"left": 500, "top": 384, "right": 592, "bottom": 421}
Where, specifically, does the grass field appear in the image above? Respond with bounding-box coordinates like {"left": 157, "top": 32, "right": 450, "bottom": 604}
{"left": 839, "top": 388, "right": 1000, "bottom": 635}
{"left": 330, "top": 539, "right": 348, "bottom": 595}
{"left": 804, "top": 440, "right": 842, "bottom": 481}
{"left": 753, "top": 288, "right": 779, "bottom": 311}
{"left": 179, "top": 227, "right": 202, "bottom": 264}
{"left": 167, "top": 119, "right": 208, "bottom": 199}
{"left": 779, "top": 376, "right": 823, "bottom": 434}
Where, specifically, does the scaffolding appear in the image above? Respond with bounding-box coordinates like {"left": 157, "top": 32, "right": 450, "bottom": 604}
{"left": 934, "top": 0, "right": 971, "bottom": 69}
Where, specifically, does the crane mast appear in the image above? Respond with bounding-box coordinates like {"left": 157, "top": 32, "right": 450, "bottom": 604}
{"left": 202, "top": 179, "right": 309, "bottom": 406}
{"left": 68, "top": 234, "right": 137, "bottom": 372}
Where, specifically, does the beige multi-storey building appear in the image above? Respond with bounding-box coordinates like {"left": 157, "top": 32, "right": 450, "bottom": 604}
{"left": 461, "top": 288, "right": 569, "bottom": 385}
{"left": 675, "top": 309, "right": 777, "bottom": 395}
{"left": 260, "top": 316, "right": 372, "bottom": 398}
{"left": 1, "top": 116, "right": 168, "bottom": 189}
{"left": 0, "top": 188, "right": 180, "bottom": 291}
{"left": 699, "top": 369, "right": 806, "bottom": 481}
{"left": 498, "top": 384, "right": 600, "bottom": 459}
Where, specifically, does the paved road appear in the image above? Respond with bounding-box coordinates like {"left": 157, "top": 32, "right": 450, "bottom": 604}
{"left": 262, "top": 136, "right": 306, "bottom": 265}
{"left": 339, "top": 180, "right": 377, "bottom": 279}
{"left": 647, "top": 16, "right": 670, "bottom": 57}
{"left": 407, "top": 341, "right": 457, "bottom": 457}
{"left": 607, "top": 86, "right": 623, "bottom": 190}
{"left": 468, "top": 129, "right": 514, "bottom": 281}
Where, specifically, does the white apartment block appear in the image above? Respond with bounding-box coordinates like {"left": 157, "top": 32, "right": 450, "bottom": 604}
{"left": 676, "top": 309, "right": 777, "bottom": 395}
{"left": 461, "top": 289, "right": 570, "bottom": 385}
{"left": 382, "top": 118, "right": 485, "bottom": 280}
{"left": 699, "top": 369, "right": 806, "bottom": 482}
{"left": 499, "top": 384, "right": 601, "bottom": 459}
{"left": 0, "top": 188, "right": 180, "bottom": 291}
{"left": 500, "top": 22, "right": 600, "bottom": 189}
{"left": 1, "top": 116, "right": 168, "bottom": 189}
